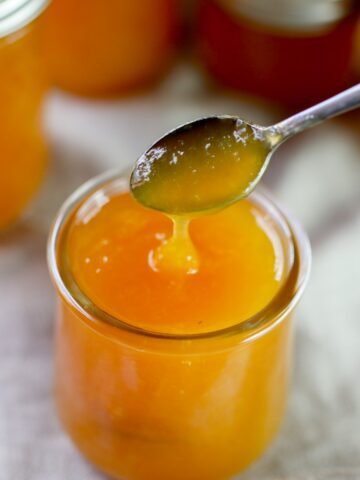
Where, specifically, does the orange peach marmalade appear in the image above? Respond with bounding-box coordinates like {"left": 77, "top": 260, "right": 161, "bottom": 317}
{"left": 64, "top": 191, "right": 286, "bottom": 334}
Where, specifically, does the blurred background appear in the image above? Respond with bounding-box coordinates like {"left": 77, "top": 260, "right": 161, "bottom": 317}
{"left": 0, "top": 0, "right": 360, "bottom": 478}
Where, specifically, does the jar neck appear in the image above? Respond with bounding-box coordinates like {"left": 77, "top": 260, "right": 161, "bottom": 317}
{"left": 0, "top": 0, "right": 49, "bottom": 38}
{"left": 48, "top": 169, "right": 311, "bottom": 348}
{"left": 218, "top": 0, "right": 355, "bottom": 32}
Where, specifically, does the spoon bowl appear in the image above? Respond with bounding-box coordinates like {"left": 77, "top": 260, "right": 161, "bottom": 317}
{"left": 131, "top": 116, "right": 273, "bottom": 215}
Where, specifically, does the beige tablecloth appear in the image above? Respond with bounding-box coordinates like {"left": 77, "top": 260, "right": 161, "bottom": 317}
{"left": 1, "top": 65, "right": 360, "bottom": 480}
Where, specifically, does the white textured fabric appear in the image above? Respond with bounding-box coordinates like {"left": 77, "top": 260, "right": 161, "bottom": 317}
{"left": 0, "top": 65, "right": 359, "bottom": 480}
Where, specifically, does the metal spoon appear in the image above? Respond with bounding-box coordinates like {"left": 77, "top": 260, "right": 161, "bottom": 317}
{"left": 131, "top": 84, "right": 360, "bottom": 215}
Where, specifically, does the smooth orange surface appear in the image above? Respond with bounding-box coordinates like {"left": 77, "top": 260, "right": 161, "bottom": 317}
{"left": 0, "top": 23, "right": 47, "bottom": 230}
{"left": 67, "top": 193, "right": 285, "bottom": 334}
{"left": 43, "top": 0, "right": 180, "bottom": 95}
{"left": 54, "top": 189, "right": 294, "bottom": 479}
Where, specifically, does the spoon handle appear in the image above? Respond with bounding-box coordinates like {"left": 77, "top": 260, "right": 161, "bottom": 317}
{"left": 270, "top": 83, "right": 360, "bottom": 142}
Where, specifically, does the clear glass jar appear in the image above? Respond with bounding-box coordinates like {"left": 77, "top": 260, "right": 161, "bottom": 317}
{"left": 0, "top": 0, "right": 48, "bottom": 230}
{"left": 48, "top": 170, "right": 311, "bottom": 480}
{"left": 42, "top": 0, "right": 181, "bottom": 96}
{"left": 197, "top": 0, "right": 359, "bottom": 108}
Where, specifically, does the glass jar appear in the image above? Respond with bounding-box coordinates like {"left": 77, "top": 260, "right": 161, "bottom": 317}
{"left": 48, "top": 170, "right": 311, "bottom": 480}
{"left": 0, "top": 0, "right": 48, "bottom": 230}
{"left": 355, "top": 17, "right": 360, "bottom": 77}
{"left": 42, "top": 0, "right": 181, "bottom": 96}
{"left": 197, "top": 0, "right": 359, "bottom": 108}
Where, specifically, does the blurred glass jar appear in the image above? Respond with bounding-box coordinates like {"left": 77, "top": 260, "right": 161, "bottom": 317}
{"left": 197, "top": 0, "right": 359, "bottom": 108}
{"left": 0, "top": 0, "right": 48, "bottom": 230}
{"left": 42, "top": 0, "right": 181, "bottom": 96}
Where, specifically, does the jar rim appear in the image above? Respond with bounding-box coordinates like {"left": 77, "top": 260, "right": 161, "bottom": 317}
{"left": 218, "top": 0, "right": 354, "bottom": 31}
{"left": 0, "top": 0, "right": 48, "bottom": 38}
{"left": 47, "top": 168, "right": 311, "bottom": 344}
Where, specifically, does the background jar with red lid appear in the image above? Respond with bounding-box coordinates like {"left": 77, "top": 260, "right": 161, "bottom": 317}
{"left": 42, "top": 0, "right": 182, "bottom": 96}
{"left": 196, "top": 0, "right": 359, "bottom": 108}
{"left": 0, "top": 0, "right": 49, "bottom": 230}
